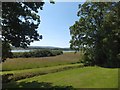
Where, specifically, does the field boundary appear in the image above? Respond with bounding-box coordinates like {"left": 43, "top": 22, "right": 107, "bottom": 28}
{"left": 2, "top": 64, "right": 84, "bottom": 82}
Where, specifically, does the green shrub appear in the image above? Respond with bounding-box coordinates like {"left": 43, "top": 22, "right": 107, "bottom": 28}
{"left": 12, "top": 49, "right": 63, "bottom": 58}
{"left": 22, "top": 52, "right": 32, "bottom": 58}
{"left": 79, "top": 52, "right": 94, "bottom": 66}
{"left": 2, "top": 74, "right": 14, "bottom": 83}
{"left": 13, "top": 52, "right": 24, "bottom": 58}
{"left": 51, "top": 50, "right": 63, "bottom": 56}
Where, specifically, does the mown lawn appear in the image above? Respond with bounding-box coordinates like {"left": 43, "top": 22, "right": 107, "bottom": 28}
{"left": 1, "top": 64, "right": 83, "bottom": 82}
{"left": 1, "top": 52, "right": 82, "bottom": 71}
{"left": 3, "top": 66, "right": 118, "bottom": 88}
{"left": 1, "top": 64, "right": 83, "bottom": 75}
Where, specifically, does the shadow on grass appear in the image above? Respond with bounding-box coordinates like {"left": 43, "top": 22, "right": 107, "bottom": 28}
{"left": 97, "top": 65, "right": 120, "bottom": 69}
{"left": 2, "top": 81, "right": 75, "bottom": 90}
{"left": 2, "top": 81, "right": 118, "bottom": 90}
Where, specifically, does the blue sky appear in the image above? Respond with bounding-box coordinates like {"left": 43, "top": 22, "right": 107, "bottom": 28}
{"left": 30, "top": 2, "right": 85, "bottom": 48}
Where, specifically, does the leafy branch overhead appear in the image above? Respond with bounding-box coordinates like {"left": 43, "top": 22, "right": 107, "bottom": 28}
{"left": 2, "top": 2, "right": 44, "bottom": 60}
{"left": 2, "top": 2, "right": 44, "bottom": 48}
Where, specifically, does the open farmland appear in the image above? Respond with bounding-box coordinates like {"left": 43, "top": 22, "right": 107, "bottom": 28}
{"left": 1, "top": 52, "right": 82, "bottom": 71}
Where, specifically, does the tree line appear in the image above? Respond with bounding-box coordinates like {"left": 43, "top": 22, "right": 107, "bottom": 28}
{"left": 12, "top": 49, "right": 63, "bottom": 58}
{"left": 70, "top": 2, "right": 120, "bottom": 67}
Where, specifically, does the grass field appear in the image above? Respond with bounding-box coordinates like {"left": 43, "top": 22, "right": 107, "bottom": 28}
{"left": 1, "top": 64, "right": 83, "bottom": 75}
{"left": 3, "top": 66, "right": 118, "bottom": 88}
{"left": 1, "top": 52, "right": 82, "bottom": 71}
{"left": 1, "top": 64, "right": 83, "bottom": 82}
{"left": 1, "top": 52, "right": 119, "bottom": 89}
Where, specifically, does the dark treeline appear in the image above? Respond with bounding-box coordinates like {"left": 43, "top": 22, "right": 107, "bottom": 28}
{"left": 12, "top": 49, "right": 63, "bottom": 58}
{"left": 11, "top": 46, "right": 72, "bottom": 51}
{"left": 70, "top": 2, "right": 120, "bottom": 68}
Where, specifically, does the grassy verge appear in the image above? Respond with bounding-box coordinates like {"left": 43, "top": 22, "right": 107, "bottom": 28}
{"left": 1, "top": 64, "right": 83, "bottom": 81}
{"left": 1, "top": 52, "right": 82, "bottom": 71}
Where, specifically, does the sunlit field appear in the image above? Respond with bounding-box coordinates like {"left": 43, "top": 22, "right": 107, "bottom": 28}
{"left": 1, "top": 52, "right": 82, "bottom": 71}
{"left": 3, "top": 66, "right": 118, "bottom": 88}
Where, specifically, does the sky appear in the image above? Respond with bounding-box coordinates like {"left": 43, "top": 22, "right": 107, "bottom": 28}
{"left": 30, "top": 2, "right": 85, "bottom": 48}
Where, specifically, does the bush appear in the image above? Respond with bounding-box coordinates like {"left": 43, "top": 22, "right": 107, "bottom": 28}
{"left": 13, "top": 52, "right": 24, "bottom": 58}
{"left": 80, "top": 51, "right": 95, "bottom": 66}
{"left": 51, "top": 50, "right": 63, "bottom": 56}
{"left": 22, "top": 52, "right": 32, "bottom": 58}
{"left": 12, "top": 49, "right": 63, "bottom": 58}
{"left": 2, "top": 74, "right": 14, "bottom": 83}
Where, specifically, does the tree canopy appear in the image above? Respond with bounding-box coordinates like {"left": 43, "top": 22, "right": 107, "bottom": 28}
{"left": 2, "top": 2, "right": 44, "bottom": 60}
{"left": 70, "top": 2, "right": 120, "bottom": 67}
{"left": 2, "top": 2, "right": 44, "bottom": 47}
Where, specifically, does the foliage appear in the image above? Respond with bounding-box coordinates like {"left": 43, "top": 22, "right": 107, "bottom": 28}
{"left": 2, "top": 2, "right": 44, "bottom": 48}
{"left": 1, "top": 2, "right": 44, "bottom": 61}
{"left": 51, "top": 50, "right": 63, "bottom": 56}
{"left": 12, "top": 49, "right": 63, "bottom": 58}
{"left": 2, "top": 42, "right": 13, "bottom": 62}
{"left": 70, "top": 2, "right": 120, "bottom": 67}
{"left": 1, "top": 74, "right": 13, "bottom": 83}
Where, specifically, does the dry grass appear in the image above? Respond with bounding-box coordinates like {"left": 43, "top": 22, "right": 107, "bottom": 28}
{"left": 2, "top": 52, "right": 83, "bottom": 71}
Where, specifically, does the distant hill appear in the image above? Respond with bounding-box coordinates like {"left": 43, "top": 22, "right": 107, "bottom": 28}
{"left": 11, "top": 46, "right": 72, "bottom": 51}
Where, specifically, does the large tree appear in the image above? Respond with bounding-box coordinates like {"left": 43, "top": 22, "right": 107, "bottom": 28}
{"left": 1, "top": 2, "right": 44, "bottom": 61}
{"left": 70, "top": 2, "right": 120, "bottom": 67}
